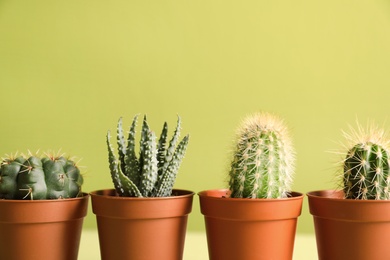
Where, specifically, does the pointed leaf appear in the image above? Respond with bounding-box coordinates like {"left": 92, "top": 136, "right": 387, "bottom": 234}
{"left": 124, "top": 115, "right": 140, "bottom": 185}
{"left": 157, "top": 122, "right": 168, "bottom": 176}
{"left": 116, "top": 117, "right": 126, "bottom": 173}
{"left": 139, "top": 130, "right": 158, "bottom": 196}
{"left": 162, "top": 116, "right": 181, "bottom": 174}
{"left": 107, "top": 131, "right": 129, "bottom": 196}
{"left": 118, "top": 162, "right": 142, "bottom": 197}
{"left": 155, "top": 134, "right": 189, "bottom": 197}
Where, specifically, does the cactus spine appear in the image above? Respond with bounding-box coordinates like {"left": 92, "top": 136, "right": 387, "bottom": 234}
{"left": 228, "top": 112, "right": 295, "bottom": 199}
{"left": 107, "top": 114, "right": 190, "bottom": 197}
{"left": 342, "top": 123, "right": 390, "bottom": 200}
{"left": 0, "top": 152, "right": 83, "bottom": 200}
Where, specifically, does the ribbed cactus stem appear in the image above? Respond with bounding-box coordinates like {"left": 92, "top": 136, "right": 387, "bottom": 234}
{"left": 43, "top": 156, "right": 70, "bottom": 199}
{"left": 344, "top": 142, "right": 390, "bottom": 199}
{"left": 0, "top": 156, "right": 26, "bottom": 199}
{"left": 18, "top": 156, "right": 47, "bottom": 200}
{"left": 229, "top": 113, "right": 295, "bottom": 199}
{"left": 342, "top": 123, "right": 390, "bottom": 200}
{"left": 0, "top": 152, "right": 83, "bottom": 200}
{"left": 65, "top": 160, "right": 84, "bottom": 197}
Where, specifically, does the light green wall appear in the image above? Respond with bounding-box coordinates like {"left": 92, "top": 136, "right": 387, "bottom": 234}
{"left": 1, "top": 1, "right": 390, "bottom": 233}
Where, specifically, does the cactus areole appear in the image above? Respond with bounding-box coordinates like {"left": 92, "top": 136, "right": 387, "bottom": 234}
{"left": 107, "top": 114, "right": 190, "bottom": 197}
{"left": 228, "top": 113, "right": 295, "bottom": 199}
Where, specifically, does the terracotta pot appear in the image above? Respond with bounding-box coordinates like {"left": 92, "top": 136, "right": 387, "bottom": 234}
{"left": 90, "top": 189, "right": 194, "bottom": 260}
{"left": 0, "top": 193, "right": 89, "bottom": 260}
{"left": 308, "top": 189, "right": 390, "bottom": 260}
{"left": 198, "top": 189, "right": 304, "bottom": 260}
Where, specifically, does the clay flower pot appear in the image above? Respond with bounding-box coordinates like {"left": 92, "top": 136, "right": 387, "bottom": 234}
{"left": 90, "top": 188, "right": 194, "bottom": 260}
{"left": 308, "top": 189, "right": 390, "bottom": 260}
{"left": 0, "top": 193, "right": 89, "bottom": 260}
{"left": 198, "top": 189, "right": 304, "bottom": 260}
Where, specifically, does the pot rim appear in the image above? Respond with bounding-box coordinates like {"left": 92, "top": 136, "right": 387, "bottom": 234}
{"left": 89, "top": 188, "right": 195, "bottom": 200}
{"left": 307, "top": 189, "right": 390, "bottom": 221}
{"left": 198, "top": 189, "right": 304, "bottom": 220}
{"left": 198, "top": 188, "right": 304, "bottom": 201}
{"left": 0, "top": 192, "right": 89, "bottom": 223}
{"left": 0, "top": 192, "right": 89, "bottom": 204}
{"left": 307, "top": 189, "right": 390, "bottom": 203}
{"left": 90, "top": 188, "right": 194, "bottom": 219}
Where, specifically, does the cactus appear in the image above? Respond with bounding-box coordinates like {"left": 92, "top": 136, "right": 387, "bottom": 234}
{"left": 342, "top": 123, "right": 390, "bottom": 200}
{"left": 106, "top": 114, "right": 190, "bottom": 197}
{"left": 0, "top": 152, "right": 83, "bottom": 200}
{"left": 228, "top": 112, "right": 295, "bottom": 199}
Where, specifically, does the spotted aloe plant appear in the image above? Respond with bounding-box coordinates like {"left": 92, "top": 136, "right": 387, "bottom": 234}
{"left": 106, "top": 114, "right": 189, "bottom": 197}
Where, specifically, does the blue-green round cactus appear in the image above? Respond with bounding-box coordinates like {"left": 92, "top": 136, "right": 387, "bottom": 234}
{"left": 0, "top": 152, "right": 83, "bottom": 200}
{"left": 106, "top": 114, "right": 190, "bottom": 197}
{"left": 342, "top": 124, "right": 390, "bottom": 200}
{"left": 228, "top": 112, "right": 295, "bottom": 199}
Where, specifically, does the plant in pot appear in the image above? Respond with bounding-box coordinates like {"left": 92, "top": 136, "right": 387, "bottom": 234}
{"left": 0, "top": 151, "right": 88, "bottom": 260}
{"left": 307, "top": 122, "right": 390, "bottom": 259}
{"left": 90, "top": 114, "right": 194, "bottom": 260}
{"left": 198, "top": 112, "right": 304, "bottom": 260}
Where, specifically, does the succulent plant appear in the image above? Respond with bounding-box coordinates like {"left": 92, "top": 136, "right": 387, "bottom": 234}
{"left": 342, "top": 123, "right": 390, "bottom": 200}
{"left": 228, "top": 112, "right": 295, "bottom": 199}
{"left": 106, "top": 114, "right": 190, "bottom": 197}
{"left": 0, "top": 152, "right": 83, "bottom": 200}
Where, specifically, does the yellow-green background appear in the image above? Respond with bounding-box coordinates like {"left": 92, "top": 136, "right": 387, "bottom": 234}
{"left": 1, "top": 0, "right": 390, "bottom": 234}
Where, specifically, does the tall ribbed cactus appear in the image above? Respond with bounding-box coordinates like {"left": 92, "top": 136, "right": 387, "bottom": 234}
{"left": 342, "top": 123, "right": 390, "bottom": 200}
{"left": 229, "top": 113, "right": 295, "bottom": 199}
{"left": 106, "top": 114, "right": 190, "bottom": 197}
{"left": 0, "top": 152, "right": 83, "bottom": 200}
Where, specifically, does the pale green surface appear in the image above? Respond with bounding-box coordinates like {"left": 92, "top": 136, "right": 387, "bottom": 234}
{"left": 79, "top": 230, "right": 318, "bottom": 260}
{"left": 1, "top": 1, "right": 390, "bottom": 233}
